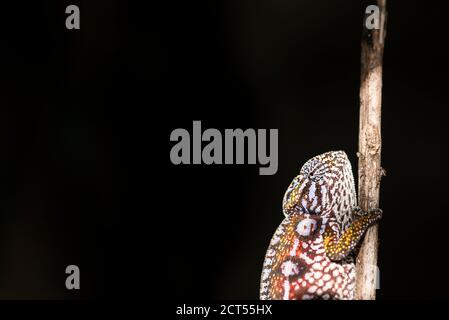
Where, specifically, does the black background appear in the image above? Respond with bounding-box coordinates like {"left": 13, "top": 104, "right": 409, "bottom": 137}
{"left": 1, "top": 0, "right": 448, "bottom": 300}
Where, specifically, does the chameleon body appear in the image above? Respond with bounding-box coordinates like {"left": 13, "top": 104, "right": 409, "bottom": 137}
{"left": 259, "top": 151, "right": 381, "bottom": 300}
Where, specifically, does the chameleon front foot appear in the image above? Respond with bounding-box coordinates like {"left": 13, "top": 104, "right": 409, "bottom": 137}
{"left": 324, "top": 208, "right": 382, "bottom": 261}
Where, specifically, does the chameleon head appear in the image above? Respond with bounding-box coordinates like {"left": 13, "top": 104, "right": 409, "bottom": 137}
{"left": 282, "top": 151, "right": 356, "bottom": 225}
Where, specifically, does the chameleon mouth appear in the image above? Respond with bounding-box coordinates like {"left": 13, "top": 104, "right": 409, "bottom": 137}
{"left": 292, "top": 202, "right": 316, "bottom": 216}
{"left": 298, "top": 205, "right": 309, "bottom": 214}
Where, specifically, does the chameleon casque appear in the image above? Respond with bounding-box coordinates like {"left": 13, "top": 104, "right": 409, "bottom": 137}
{"left": 260, "top": 151, "right": 382, "bottom": 300}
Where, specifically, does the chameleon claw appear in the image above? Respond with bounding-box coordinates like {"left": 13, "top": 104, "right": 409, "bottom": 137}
{"left": 352, "top": 207, "right": 383, "bottom": 220}
{"left": 352, "top": 206, "right": 364, "bottom": 217}
{"left": 369, "top": 208, "right": 383, "bottom": 220}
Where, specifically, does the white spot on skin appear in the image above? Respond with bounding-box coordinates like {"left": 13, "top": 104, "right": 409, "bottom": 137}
{"left": 323, "top": 281, "right": 333, "bottom": 291}
{"left": 296, "top": 218, "right": 317, "bottom": 237}
{"left": 290, "top": 238, "right": 299, "bottom": 256}
{"left": 264, "top": 258, "right": 273, "bottom": 266}
{"left": 308, "top": 183, "right": 316, "bottom": 200}
{"left": 262, "top": 268, "right": 270, "bottom": 281}
{"left": 281, "top": 260, "right": 299, "bottom": 277}
{"left": 321, "top": 185, "right": 327, "bottom": 207}
{"left": 312, "top": 263, "right": 324, "bottom": 270}
{"left": 300, "top": 253, "right": 314, "bottom": 264}
{"left": 283, "top": 280, "right": 290, "bottom": 300}
{"left": 271, "top": 236, "right": 280, "bottom": 245}
{"left": 308, "top": 286, "right": 318, "bottom": 293}
{"left": 302, "top": 199, "right": 308, "bottom": 209}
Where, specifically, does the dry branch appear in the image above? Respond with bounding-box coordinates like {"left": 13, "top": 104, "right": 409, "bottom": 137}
{"left": 355, "top": 0, "right": 387, "bottom": 300}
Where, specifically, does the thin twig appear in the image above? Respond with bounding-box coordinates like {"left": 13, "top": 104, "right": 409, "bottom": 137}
{"left": 355, "top": 0, "right": 387, "bottom": 300}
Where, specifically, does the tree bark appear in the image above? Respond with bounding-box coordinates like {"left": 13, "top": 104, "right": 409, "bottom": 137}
{"left": 355, "top": 0, "right": 387, "bottom": 300}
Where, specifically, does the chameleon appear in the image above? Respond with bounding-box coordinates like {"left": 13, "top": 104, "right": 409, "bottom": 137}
{"left": 259, "top": 151, "right": 382, "bottom": 300}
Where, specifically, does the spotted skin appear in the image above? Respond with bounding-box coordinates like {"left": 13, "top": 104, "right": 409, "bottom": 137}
{"left": 260, "top": 151, "right": 381, "bottom": 300}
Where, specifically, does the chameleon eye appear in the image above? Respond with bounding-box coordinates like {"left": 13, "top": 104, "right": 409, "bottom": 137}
{"left": 308, "top": 172, "right": 322, "bottom": 182}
